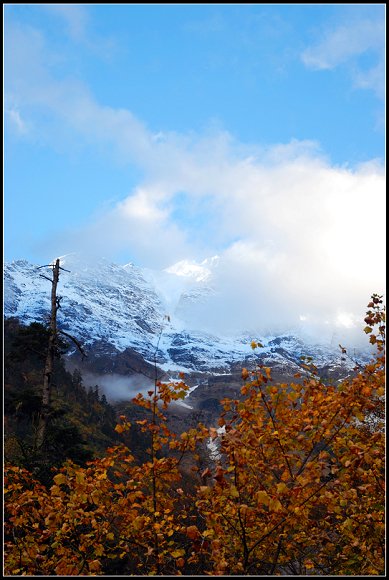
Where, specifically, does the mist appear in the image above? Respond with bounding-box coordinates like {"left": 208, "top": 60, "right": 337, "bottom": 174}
{"left": 82, "top": 372, "right": 154, "bottom": 403}
{"left": 81, "top": 371, "right": 196, "bottom": 412}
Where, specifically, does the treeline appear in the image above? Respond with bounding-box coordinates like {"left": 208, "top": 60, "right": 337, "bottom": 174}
{"left": 3, "top": 297, "right": 385, "bottom": 576}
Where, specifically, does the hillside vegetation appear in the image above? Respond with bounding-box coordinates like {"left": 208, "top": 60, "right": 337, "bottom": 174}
{"left": 3, "top": 296, "right": 385, "bottom": 575}
{"left": 4, "top": 319, "right": 153, "bottom": 485}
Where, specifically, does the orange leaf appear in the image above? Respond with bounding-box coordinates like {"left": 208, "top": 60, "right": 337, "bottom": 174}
{"left": 201, "top": 468, "right": 212, "bottom": 478}
{"left": 210, "top": 428, "right": 218, "bottom": 441}
{"left": 186, "top": 525, "right": 200, "bottom": 540}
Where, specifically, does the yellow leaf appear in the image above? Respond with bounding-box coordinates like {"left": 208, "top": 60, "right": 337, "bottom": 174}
{"left": 230, "top": 486, "right": 239, "bottom": 498}
{"left": 343, "top": 518, "right": 353, "bottom": 531}
{"left": 277, "top": 482, "right": 287, "bottom": 494}
{"left": 115, "top": 424, "right": 124, "bottom": 434}
{"left": 134, "top": 516, "right": 145, "bottom": 531}
{"left": 89, "top": 560, "right": 102, "bottom": 572}
{"left": 269, "top": 497, "right": 282, "bottom": 512}
{"left": 91, "top": 489, "right": 100, "bottom": 505}
{"left": 256, "top": 491, "right": 269, "bottom": 505}
{"left": 54, "top": 473, "right": 66, "bottom": 486}
{"left": 376, "top": 387, "right": 385, "bottom": 397}
{"left": 199, "top": 486, "right": 212, "bottom": 499}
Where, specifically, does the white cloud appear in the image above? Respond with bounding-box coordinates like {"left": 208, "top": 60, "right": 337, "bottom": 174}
{"left": 374, "top": 108, "right": 385, "bottom": 133}
{"left": 301, "top": 19, "right": 385, "bottom": 98}
{"left": 43, "top": 4, "right": 88, "bottom": 42}
{"left": 301, "top": 19, "right": 383, "bottom": 69}
{"left": 352, "top": 60, "right": 385, "bottom": 100}
{"left": 5, "top": 108, "right": 28, "bottom": 134}
{"left": 44, "top": 131, "right": 385, "bottom": 338}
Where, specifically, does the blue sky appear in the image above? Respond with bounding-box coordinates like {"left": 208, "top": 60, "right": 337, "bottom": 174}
{"left": 4, "top": 4, "right": 385, "bottom": 333}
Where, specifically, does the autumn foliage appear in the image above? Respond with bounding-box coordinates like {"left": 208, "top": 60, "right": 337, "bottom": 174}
{"left": 4, "top": 296, "right": 385, "bottom": 575}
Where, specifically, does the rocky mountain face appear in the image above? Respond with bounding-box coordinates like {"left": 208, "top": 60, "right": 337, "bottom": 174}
{"left": 4, "top": 252, "right": 367, "bottom": 408}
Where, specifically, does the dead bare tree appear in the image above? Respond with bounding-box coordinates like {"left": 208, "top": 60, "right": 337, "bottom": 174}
{"left": 36, "top": 259, "right": 87, "bottom": 456}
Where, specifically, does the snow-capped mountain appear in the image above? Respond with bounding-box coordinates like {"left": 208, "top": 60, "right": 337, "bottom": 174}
{"left": 3, "top": 252, "right": 369, "bottom": 382}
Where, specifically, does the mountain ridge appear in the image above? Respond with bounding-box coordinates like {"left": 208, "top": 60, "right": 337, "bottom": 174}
{"left": 4, "top": 252, "right": 370, "bottom": 400}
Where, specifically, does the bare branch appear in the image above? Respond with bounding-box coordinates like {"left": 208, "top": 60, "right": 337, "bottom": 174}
{"left": 57, "top": 329, "right": 88, "bottom": 361}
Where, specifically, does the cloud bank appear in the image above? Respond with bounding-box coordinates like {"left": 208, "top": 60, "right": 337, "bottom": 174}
{"left": 52, "top": 134, "right": 384, "bottom": 340}
{"left": 5, "top": 19, "right": 386, "bottom": 340}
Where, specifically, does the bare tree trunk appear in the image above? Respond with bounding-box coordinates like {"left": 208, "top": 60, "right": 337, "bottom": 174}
{"left": 36, "top": 259, "right": 60, "bottom": 453}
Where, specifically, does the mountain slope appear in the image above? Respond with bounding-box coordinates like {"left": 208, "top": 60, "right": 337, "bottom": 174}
{"left": 4, "top": 253, "right": 368, "bottom": 392}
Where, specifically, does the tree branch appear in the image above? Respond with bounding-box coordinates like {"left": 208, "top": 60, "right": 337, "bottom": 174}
{"left": 57, "top": 329, "right": 88, "bottom": 361}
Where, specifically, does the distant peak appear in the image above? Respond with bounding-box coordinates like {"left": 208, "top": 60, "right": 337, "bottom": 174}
{"left": 164, "top": 259, "right": 213, "bottom": 282}
{"left": 201, "top": 255, "right": 220, "bottom": 268}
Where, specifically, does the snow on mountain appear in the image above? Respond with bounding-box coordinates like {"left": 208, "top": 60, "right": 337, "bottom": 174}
{"left": 3, "top": 252, "right": 369, "bottom": 378}
{"left": 140, "top": 257, "right": 219, "bottom": 330}
{"left": 165, "top": 260, "right": 210, "bottom": 281}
